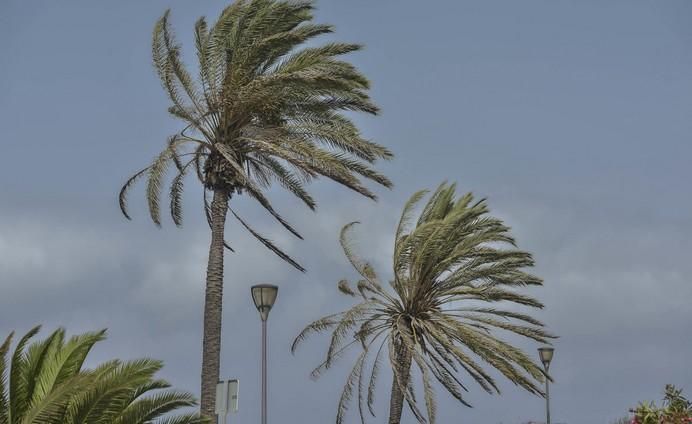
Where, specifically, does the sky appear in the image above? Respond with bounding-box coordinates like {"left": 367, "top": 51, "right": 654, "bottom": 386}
{"left": 1, "top": 1, "right": 691, "bottom": 423}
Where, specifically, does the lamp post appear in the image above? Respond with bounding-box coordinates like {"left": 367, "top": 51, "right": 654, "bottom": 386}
{"left": 538, "top": 347, "right": 554, "bottom": 424}
{"left": 251, "top": 284, "right": 278, "bottom": 424}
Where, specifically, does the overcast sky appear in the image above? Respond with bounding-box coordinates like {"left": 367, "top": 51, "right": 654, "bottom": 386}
{"left": 1, "top": 1, "right": 691, "bottom": 423}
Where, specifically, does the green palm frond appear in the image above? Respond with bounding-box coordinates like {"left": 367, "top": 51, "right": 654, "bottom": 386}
{"left": 0, "top": 327, "right": 207, "bottom": 424}
{"left": 0, "top": 332, "right": 13, "bottom": 424}
{"left": 120, "top": 0, "right": 392, "bottom": 270}
{"left": 294, "top": 183, "right": 556, "bottom": 424}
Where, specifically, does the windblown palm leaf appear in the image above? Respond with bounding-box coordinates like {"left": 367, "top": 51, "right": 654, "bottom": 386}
{"left": 118, "top": 0, "right": 391, "bottom": 415}
{"left": 293, "top": 183, "right": 555, "bottom": 424}
{"left": 0, "top": 326, "right": 205, "bottom": 424}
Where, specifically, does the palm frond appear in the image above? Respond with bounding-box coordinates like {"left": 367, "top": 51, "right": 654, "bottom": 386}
{"left": 0, "top": 332, "right": 14, "bottom": 424}
{"left": 229, "top": 209, "right": 305, "bottom": 272}
{"left": 336, "top": 350, "right": 365, "bottom": 424}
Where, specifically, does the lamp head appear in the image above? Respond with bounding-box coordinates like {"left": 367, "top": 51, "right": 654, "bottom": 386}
{"left": 251, "top": 284, "right": 278, "bottom": 321}
{"left": 538, "top": 346, "right": 554, "bottom": 369}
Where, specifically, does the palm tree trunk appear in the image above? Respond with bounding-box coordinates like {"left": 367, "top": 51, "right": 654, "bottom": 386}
{"left": 388, "top": 342, "right": 413, "bottom": 424}
{"left": 200, "top": 189, "right": 229, "bottom": 418}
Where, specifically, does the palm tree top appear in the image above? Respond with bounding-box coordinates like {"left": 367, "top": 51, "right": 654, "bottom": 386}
{"left": 0, "top": 326, "right": 205, "bottom": 424}
{"left": 293, "top": 182, "right": 556, "bottom": 424}
{"left": 119, "top": 0, "right": 393, "bottom": 270}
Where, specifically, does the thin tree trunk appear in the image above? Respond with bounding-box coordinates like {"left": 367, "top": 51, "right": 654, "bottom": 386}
{"left": 200, "top": 189, "right": 229, "bottom": 418}
{"left": 388, "top": 342, "right": 413, "bottom": 424}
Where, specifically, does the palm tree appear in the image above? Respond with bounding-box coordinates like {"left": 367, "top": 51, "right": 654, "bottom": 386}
{"left": 0, "top": 326, "right": 206, "bottom": 424}
{"left": 118, "top": 0, "right": 391, "bottom": 416}
{"left": 293, "top": 183, "right": 555, "bottom": 424}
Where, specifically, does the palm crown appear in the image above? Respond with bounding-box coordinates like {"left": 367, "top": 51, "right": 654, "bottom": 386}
{"left": 119, "top": 0, "right": 392, "bottom": 268}
{"left": 0, "top": 326, "right": 204, "bottom": 424}
{"left": 293, "top": 183, "right": 555, "bottom": 424}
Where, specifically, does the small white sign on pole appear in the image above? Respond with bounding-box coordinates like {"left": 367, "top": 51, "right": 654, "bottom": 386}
{"left": 215, "top": 381, "right": 228, "bottom": 416}
{"left": 215, "top": 379, "right": 240, "bottom": 418}
{"left": 228, "top": 379, "right": 239, "bottom": 413}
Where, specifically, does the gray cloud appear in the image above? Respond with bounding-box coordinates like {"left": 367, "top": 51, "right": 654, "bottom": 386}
{"left": 2, "top": 191, "right": 690, "bottom": 424}
{"left": 2, "top": 1, "right": 691, "bottom": 423}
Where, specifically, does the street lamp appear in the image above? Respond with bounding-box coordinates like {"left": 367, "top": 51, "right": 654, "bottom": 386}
{"left": 251, "top": 284, "right": 278, "bottom": 424}
{"left": 538, "top": 347, "right": 555, "bottom": 424}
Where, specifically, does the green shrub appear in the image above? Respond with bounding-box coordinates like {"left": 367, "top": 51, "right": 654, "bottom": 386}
{"left": 631, "top": 385, "right": 692, "bottom": 424}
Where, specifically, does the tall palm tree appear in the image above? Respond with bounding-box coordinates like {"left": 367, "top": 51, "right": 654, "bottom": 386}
{"left": 118, "top": 0, "right": 391, "bottom": 416}
{"left": 0, "top": 326, "right": 206, "bottom": 424}
{"left": 293, "top": 183, "right": 555, "bottom": 424}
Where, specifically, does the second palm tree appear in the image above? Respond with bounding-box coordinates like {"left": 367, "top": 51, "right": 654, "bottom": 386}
{"left": 294, "top": 183, "right": 555, "bottom": 424}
